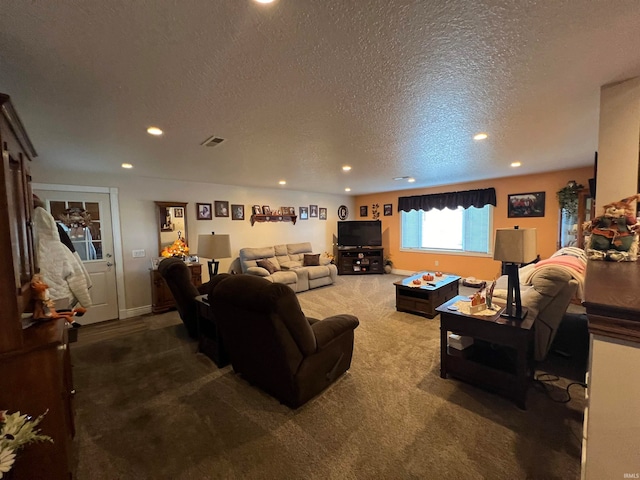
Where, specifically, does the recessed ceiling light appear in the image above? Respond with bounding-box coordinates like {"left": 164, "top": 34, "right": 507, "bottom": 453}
{"left": 278, "top": 180, "right": 286, "bottom": 185}
{"left": 407, "top": 177, "right": 416, "bottom": 183}
{"left": 121, "top": 163, "right": 133, "bottom": 169}
{"left": 510, "top": 161, "right": 522, "bottom": 167}
{"left": 342, "top": 165, "right": 352, "bottom": 172}
{"left": 147, "top": 126, "right": 163, "bottom": 136}
{"left": 345, "top": 187, "right": 351, "bottom": 192}
{"left": 254, "top": 0, "right": 274, "bottom": 3}
{"left": 393, "top": 176, "right": 409, "bottom": 181}
{"left": 473, "top": 133, "right": 488, "bottom": 141}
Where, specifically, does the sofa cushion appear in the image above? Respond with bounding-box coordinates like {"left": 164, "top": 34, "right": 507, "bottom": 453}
{"left": 303, "top": 253, "right": 320, "bottom": 266}
{"left": 246, "top": 266, "right": 270, "bottom": 277}
{"left": 287, "top": 242, "right": 313, "bottom": 255}
{"left": 306, "top": 265, "right": 330, "bottom": 280}
{"left": 280, "top": 260, "right": 303, "bottom": 270}
{"left": 239, "top": 246, "right": 281, "bottom": 272}
{"left": 257, "top": 259, "right": 279, "bottom": 274}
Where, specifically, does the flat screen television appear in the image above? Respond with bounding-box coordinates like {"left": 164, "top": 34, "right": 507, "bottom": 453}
{"left": 337, "top": 220, "right": 382, "bottom": 247}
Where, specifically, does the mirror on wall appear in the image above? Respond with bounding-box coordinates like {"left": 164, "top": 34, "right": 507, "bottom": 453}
{"left": 155, "top": 201, "right": 188, "bottom": 255}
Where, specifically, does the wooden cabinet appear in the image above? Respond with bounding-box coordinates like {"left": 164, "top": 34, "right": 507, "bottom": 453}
{"left": 151, "top": 263, "right": 202, "bottom": 313}
{"left": 336, "top": 247, "right": 384, "bottom": 274}
{"left": 0, "top": 93, "right": 74, "bottom": 479}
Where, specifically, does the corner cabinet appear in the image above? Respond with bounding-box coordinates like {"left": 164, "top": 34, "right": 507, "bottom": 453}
{"left": 151, "top": 263, "right": 202, "bottom": 313}
{"left": 0, "top": 93, "right": 75, "bottom": 479}
{"left": 336, "top": 247, "right": 384, "bottom": 275}
{"left": 250, "top": 214, "right": 297, "bottom": 226}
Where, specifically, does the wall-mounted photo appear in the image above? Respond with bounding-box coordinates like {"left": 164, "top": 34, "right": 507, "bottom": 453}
{"left": 319, "top": 207, "right": 327, "bottom": 220}
{"left": 252, "top": 205, "right": 262, "bottom": 215}
{"left": 299, "top": 207, "right": 309, "bottom": 220}
{"left": 507, "top": 192, "right": 546, "bottom": 218}
{"left": 309, "top": 205, "right": 318, "bottom": 217}
{"left": 197, "top": 203, "right": 212, "bottom": 220}
{"left": 384, "top": 204, "right": 392, "bottom": 216}
{"left": 231, "top": 204, "right": 244, "bottom": 220}
{"left": 360, "top": 205, "right": 368, "bottom": 217}
{"left": 214, "top": 200, "right": 229, "bottom": 217}
{"left": 174, "top": 207, "right": 184, "bottom": 218}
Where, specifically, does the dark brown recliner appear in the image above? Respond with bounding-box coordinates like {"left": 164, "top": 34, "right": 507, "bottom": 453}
{"left": 158, "top": 257, "right": 208, "bottom": 338}
{"left": 211, "top": 274, "right": 359, "bottom": 408}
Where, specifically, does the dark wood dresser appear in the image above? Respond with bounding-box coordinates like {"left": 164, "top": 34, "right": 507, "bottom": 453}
{"left": 0, "top": 93, "right": 75, "bottom": 478}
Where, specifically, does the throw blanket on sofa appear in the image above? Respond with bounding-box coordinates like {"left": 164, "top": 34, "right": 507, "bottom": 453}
{"left": 521, "top": 247, "right": 586, "bottom": 301}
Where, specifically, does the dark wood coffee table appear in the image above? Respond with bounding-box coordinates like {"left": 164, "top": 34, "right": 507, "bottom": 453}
{"left": 394, "top": 272, "right": 460, "bottom": 318}
{"left": 436, "top": 296, "right": 534, "bottom": 409}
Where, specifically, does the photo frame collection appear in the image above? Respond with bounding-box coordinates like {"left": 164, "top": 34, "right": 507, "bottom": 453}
{"left": 195, "top": 202, "right": 330, "bottom": 221}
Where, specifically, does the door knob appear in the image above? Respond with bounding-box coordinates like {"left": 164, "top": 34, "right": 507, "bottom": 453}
{"left": 106, "top": 262, "right": 113, "bottom": 267}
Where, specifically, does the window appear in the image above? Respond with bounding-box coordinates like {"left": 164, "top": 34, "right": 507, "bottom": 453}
{"left": 401, "top": 205, "right": 493, "bottom": 254}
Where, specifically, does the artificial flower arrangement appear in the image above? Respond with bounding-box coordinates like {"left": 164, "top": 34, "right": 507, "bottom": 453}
{"left": 0, "top": 409, "right": 52, "bottom": 478}
{"left": 161, "top": 237, "right": 190, "bottom": 258}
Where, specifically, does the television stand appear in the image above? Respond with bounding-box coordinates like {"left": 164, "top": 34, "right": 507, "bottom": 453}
{"left": 336, "top": 247, "right": 384, "bottom": 275}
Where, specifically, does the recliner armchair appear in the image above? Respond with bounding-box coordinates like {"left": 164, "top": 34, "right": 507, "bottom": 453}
{"left": 210, "top": 274, "right": 359, "bottom": 408}
{"left": 158, "top": 257, "right": 208, "bottom": 338}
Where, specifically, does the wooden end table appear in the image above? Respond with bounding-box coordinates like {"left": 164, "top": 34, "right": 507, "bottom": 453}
{"left": 436, "top": 296, "right": 534, "bottom": 409}
{"left": 394, "top": 273, "right": 460, "bottom": 318}
{"left": 195, "top": 294, "right": 229, "bottom": 368}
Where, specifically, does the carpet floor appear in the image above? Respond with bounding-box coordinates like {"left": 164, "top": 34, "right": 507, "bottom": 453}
{"left": 71, "top": 274, "right": 586, "bottom": 479}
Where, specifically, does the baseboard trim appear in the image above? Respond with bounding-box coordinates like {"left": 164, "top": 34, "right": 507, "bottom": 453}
{"left": 120, "top": 305, "right": 152, "bottom": 319}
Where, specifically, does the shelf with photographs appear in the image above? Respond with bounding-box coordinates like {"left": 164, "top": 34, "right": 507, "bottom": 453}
{"left": 250, "top": 214, "right": 297, "bottom": 226}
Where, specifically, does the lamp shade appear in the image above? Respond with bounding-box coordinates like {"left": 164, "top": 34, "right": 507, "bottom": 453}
{"left": 493, "top": 228, "right": 537, "bottom": 264}
{"left": 198, "top": 234, "right": 231, "bottom": 260}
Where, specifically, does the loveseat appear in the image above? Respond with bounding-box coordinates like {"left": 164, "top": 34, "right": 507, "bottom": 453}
{"left": 239, "top": 242, "right": 337, "bottom": 292}
{"left": 493, "top": 247, "right": 584, "bottom": 361}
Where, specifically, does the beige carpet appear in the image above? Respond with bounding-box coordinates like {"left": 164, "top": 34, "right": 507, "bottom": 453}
{"left": 71, "top": 274, "right": 585, "bottom": 479}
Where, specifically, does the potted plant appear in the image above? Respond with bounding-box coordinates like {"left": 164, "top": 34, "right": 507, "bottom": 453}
{"left": 556, "top": 181, "right": 584, "bottom": 218}
{"left": 384, "top": 256, "right": 393, "bottom": 274}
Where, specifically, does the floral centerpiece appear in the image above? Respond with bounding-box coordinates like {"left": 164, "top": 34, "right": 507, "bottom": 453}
{"left": 161, "top": 237, "right": 190, "bottom": 258}
{"left": 0, "top": 410, "right": 52, "bottom": 478}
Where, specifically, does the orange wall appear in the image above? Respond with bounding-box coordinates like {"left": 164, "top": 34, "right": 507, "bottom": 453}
{"left": 354, "top": 166, "right": 593, "bottom": 281}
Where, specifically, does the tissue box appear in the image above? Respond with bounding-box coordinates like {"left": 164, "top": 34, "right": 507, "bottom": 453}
{"left": 448, "top": 333, "right": 474, "bottom": 350}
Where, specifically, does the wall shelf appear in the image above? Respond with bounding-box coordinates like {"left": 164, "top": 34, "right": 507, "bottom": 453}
{"left": 250, "top": 214, "right": 297, "bottom": 226}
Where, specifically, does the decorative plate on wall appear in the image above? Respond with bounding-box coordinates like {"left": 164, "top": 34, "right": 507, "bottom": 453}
{"left": 338, "top": 205, "right": 349, "bottom": 220}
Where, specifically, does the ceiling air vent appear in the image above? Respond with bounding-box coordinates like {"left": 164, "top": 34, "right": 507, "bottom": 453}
{"left": 201, "top": 136, "right": 225, "bottom": 147}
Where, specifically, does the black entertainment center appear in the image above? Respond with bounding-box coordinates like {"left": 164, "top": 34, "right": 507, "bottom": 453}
{"left": 335, "top": 220, "right": 384, "bottom": 275}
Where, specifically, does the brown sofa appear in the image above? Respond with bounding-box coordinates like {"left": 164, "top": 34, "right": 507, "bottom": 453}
{"left": 210, "top": 274, "right": 359, "bottom": 408}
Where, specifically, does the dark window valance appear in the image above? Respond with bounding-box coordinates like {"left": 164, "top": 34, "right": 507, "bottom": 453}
{"left": 398, "top": 188, "right": 496, "bottom": 213}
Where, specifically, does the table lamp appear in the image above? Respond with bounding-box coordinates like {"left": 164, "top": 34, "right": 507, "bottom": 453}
{"left": 493, "top": 227, "right": 537, "bottom": 320}
{"left": 198, "top": 233, "right": 232, "bottom": 277}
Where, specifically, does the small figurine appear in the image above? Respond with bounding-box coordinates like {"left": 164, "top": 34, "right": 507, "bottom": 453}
{"left": 584, "top": 194, "right": 640, "bottom": 261}
{"left": 30, "top": 274, "right": 86, "bottom": 323}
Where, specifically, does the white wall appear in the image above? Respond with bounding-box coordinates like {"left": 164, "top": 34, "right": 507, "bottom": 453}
{"left": 596, "top": 77, "right": 640, "bottom": 206}
{"left": 32, "top": 166, "right": 354, "bottom": 312}
{"left": 583, "top": 76, "right": 640, "bottom": 479}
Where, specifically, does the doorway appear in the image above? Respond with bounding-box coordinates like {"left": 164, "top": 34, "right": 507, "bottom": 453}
{"left": 33, "top": 185, "right": 124, "bottom": 324}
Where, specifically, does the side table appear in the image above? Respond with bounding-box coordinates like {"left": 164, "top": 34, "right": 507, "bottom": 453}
{"left": 195, "top": 294, "right": 229, "bottom": 367}
{"left": 436, "top": 295, "right": 534, "bottom": 409}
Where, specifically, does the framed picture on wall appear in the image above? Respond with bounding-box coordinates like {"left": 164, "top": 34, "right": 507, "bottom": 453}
{"left": 299, "top": 207, "right": 309, "bottom": 220}
{"left": 309, "top": 205, "right": 318, "bottom": 217}
{"left": 214, "top": 201, "right": 229, "bottom": 217}
{"left": 507, "top": 192, "right": 546, "bottom": 218}
{"left": 319, "top": 207, "right": 327, "bottom": 220}
{"left": 197, "top": 203, "right": 212, "bottom": 220}
{"left": 231, "top": 204, "right": 244, "bottom": 220}
{"left": 360, "top": 205, "right": 368, "bottom": 217}
{"left": 384, "top": 204, "right": 392, "bottom": 216}
{"left": 174, "top": 207, "right": 184, "bottom": 218}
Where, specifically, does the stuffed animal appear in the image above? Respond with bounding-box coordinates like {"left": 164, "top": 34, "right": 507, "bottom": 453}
{"left": 584, "top": 194, "right": 640, "bottom": 261}
{"left": 30, "top": 274, "right": 87, "bottom": 323}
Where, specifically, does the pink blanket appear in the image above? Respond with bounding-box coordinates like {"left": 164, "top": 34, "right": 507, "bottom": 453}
{"left": 534, "top": 256, "right": 585, "bottom": 274}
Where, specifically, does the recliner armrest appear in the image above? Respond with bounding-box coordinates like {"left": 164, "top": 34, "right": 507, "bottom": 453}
{"left": 311, "top": 314, "right": 359, "bottom": 349}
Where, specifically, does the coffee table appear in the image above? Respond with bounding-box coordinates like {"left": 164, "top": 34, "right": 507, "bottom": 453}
{"left": 394, "top": 272, "right": 460, "bottom": 318}
{"left": 436, "top": 295, "right": 534, "bottom": 409}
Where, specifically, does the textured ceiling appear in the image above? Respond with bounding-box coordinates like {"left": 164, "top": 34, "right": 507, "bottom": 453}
{"left": 1, "top": 0, "right": 639, "bottom": 195}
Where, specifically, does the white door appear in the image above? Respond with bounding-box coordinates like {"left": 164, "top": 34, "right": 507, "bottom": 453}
{"left": 34, "top": 189, "right": 118, "bottom": 324}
